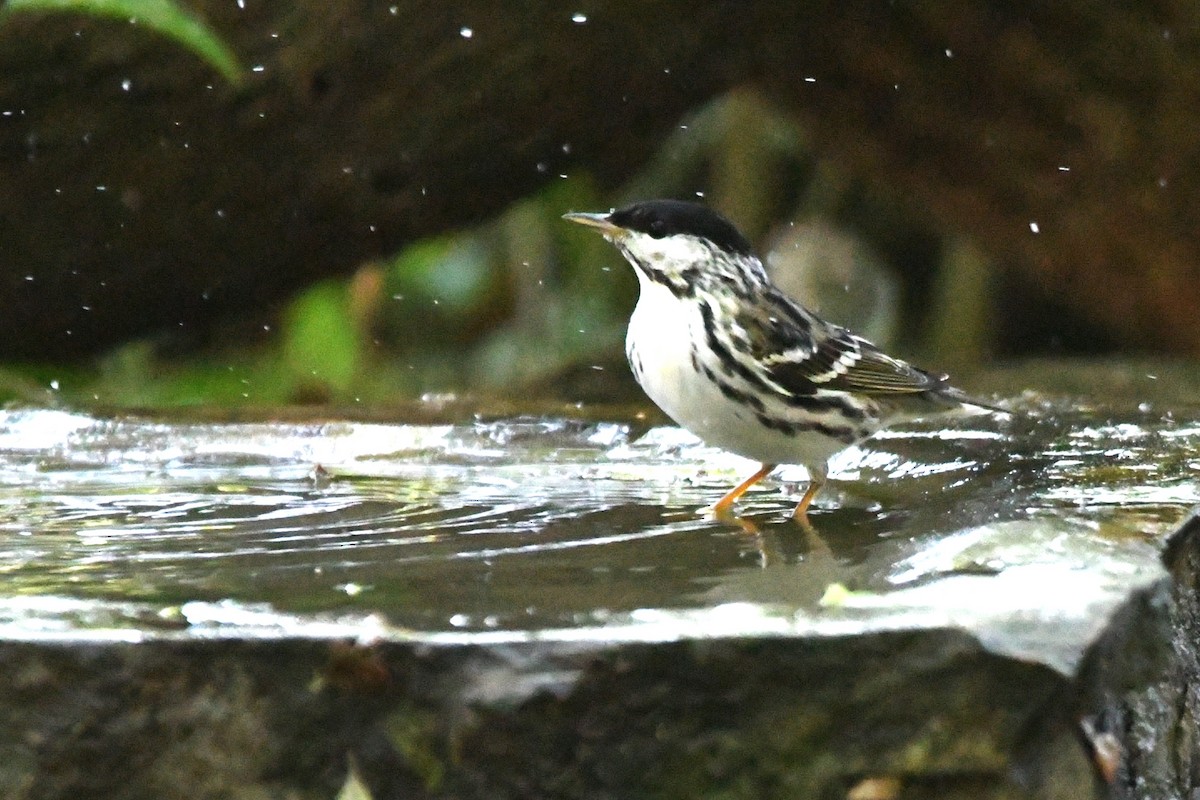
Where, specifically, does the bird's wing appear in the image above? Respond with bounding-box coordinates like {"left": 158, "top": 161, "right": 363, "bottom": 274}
{"left": 731, "top": 290, "right": 946, "bottom": 398}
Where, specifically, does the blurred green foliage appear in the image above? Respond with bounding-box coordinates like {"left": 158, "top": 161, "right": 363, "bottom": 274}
{"left": 2, "top": 0, "right": 241, "bottom": 84}
{"left": 283, "top": 280, "right": 360, "bottom": 397}
{"left": 0, "top": 176, "right": 635, "bottom": 409}
{"left": 0, "top": 91, "right": 988, "bottom": 411}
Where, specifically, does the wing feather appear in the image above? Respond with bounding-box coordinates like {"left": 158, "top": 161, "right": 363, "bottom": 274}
{"left": 730, "top": 289, "right": 945, "bottom": 398}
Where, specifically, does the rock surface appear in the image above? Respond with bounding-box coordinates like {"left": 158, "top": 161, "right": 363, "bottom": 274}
{"left": 0, "top": 389, "right": 1197, "bottom": 798}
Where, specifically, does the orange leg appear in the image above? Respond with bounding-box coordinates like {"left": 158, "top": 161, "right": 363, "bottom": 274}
{"left": 792, "top": 464, "right": 828, "bottom": 522}
{"left": 713, "top": 463, "right": 776, "bottom": 517}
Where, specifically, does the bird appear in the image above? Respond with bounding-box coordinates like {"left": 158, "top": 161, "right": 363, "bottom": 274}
{"left": 563, "top": 199, "right": 1001, "bottom": 522}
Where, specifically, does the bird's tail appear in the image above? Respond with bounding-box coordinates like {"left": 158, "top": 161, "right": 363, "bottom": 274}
{"left": 938, "top": 386, "right": 1012, "bottom": 416}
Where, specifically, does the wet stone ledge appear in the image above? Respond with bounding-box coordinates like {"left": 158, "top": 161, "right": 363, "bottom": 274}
{"left": 0, "top": 400, "right": 1195, "bottom": 799}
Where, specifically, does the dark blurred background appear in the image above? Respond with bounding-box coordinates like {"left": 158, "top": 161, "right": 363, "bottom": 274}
{"left": 1, "top": 0, "right": 1197, "bottom": 409}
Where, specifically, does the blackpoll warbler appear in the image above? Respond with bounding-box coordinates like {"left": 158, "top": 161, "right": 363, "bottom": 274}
{"left": 564, "top": 200, "right": 1000, "bottom": 521}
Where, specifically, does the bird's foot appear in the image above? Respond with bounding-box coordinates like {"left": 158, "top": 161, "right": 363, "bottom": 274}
{"left": 711, "top": 503, "right": 762, "bottom": 535}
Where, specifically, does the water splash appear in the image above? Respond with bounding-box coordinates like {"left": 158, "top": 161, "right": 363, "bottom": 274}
{"left": 0, "top": 403, "right": 1191, "bottom": 643}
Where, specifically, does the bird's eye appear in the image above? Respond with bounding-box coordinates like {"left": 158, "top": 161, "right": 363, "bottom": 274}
{"left": 648, "top": 220, "right": 666, "bottom": 238}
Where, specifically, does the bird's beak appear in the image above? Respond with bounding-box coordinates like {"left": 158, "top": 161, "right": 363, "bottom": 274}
{"left": 562, "top": 211, "right": 625, "bottom": 238}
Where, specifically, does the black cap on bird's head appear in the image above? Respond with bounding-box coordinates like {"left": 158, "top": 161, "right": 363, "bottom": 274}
{"left": 563, "top": 199, "right": 754, "bottom": 257}
{"left": 608, "top": 200, "right": 754, "bottom": 256}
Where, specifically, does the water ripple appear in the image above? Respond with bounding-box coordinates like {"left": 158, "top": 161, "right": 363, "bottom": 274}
{"left": 0, "top": 405, "right": 1192, "bottom": 634}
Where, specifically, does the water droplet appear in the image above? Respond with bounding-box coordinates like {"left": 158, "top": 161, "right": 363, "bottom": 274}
{"left": 571, "top": 12, "right": 588, "bottom": 23}
{"left": 120, "top": 79, "right": 131, "bottom": 91}
{"left": 1029, "top": 221, "right": 1040, "bottom": 233}
{"left": 459, "top": 26, "right": 473, "bottom": 38}
{"left": 1058, "top": 165, "right": 1070, "bottom": 172}
{"left": 251, "top": 64, "right": 265, "bottom": 73}
{"left": 804, "top": 76, "right": 816, "bottom": 83}
{"left": 945, "top": 48, "right": 954, "bottom": 58}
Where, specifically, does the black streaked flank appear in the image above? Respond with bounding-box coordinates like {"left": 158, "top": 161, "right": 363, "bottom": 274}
{"left": 703, "top": 366, "right": 767, "bottom": 413}
{"left": 781, "top": 392, "right": 870, "bottom": 419}
{"left": 753, "top": 413, "right": 859, "bottom": 444}
{"left": 699, "top": 301, "right": 776, "bottom": 392}
{"left": 626, "top": 344, "right": 644, "bottom": 383}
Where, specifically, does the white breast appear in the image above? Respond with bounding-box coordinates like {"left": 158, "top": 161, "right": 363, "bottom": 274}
{"left": 625, "top": 274, "right": 853, "bottom": 468}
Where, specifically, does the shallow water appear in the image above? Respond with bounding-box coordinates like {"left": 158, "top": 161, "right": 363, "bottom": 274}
{"left": 0, "top": 400, "right": 1193, "bottom": 644}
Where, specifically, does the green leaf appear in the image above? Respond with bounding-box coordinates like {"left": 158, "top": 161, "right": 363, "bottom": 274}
{"left": 283, "top": 280, "right": 360, "bottom": 396}
{"left": 3, "top": 0, "right": 242, "bottom": 85}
